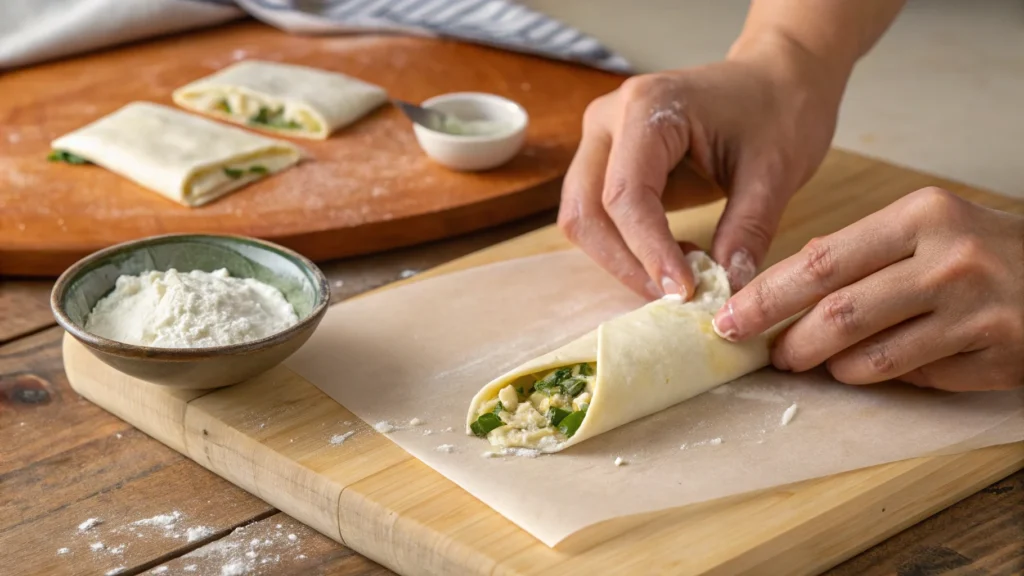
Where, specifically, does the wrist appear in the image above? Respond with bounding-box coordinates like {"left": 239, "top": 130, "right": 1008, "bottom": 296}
{"left": 726, "top": 27, "right": 851, "bottom": 107}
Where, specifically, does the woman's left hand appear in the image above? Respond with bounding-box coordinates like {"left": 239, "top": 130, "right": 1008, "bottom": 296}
{"left": 712, "top": 187, "right": 1024, "bottom": 391}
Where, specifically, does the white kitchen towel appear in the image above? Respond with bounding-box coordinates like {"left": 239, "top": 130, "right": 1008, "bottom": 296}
{"left": 0, "top": 0, "right": 632, "bottom": 73}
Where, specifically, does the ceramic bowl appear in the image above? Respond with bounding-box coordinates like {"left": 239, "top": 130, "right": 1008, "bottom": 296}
{"left": 51, "top": 234, "right": 330, "bottom": 389}
{"left": 412, "top": 92, "right": 528, "bottom": 171}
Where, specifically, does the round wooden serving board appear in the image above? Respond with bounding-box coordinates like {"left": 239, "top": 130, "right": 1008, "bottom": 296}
{"left": 0, "top": 22, "right": 628, "bottom": 276}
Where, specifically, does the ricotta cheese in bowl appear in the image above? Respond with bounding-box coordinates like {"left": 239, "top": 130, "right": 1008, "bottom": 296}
{"left": 85, "top": 268, "right": 298, "bottom": 348}
{"left": 52, "top": 234, "right": 330, "bottom": 389}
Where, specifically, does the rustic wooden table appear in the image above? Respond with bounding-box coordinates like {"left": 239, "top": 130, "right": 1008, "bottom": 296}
{"left": 2, "top": 209, "right": 1021, "bottom": 576}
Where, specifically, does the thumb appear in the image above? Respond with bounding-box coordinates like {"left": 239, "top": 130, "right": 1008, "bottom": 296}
{"left": 711, "top": 160, "right": 793, "bottom": 291}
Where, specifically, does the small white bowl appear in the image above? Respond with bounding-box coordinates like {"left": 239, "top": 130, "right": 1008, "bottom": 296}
{"left": 412, "top": 92, "right": 528, "bottom": 171}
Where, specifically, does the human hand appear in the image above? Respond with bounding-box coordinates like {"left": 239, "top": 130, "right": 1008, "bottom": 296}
{"left": 713, "top": 187, "right": 1024, "bottom": 391}
{"left": 557, "top": 35, "right": 845, "bottom": 300}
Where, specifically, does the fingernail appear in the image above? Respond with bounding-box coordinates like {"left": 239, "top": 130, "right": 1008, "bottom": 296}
{"left": 727, "top": 248, "right": 757, "bottom": 292}
{"left": 661, "top": 276, "right": 687, "bottom": 301}
{"left": 712, "top": 301, "right": 740, "bottom": 341}
{"left": 644, "top": 279, "right": 663, "bottom": 299}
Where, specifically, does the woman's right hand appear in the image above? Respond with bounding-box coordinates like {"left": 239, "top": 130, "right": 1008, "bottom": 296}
{"left": 558, "top": 31, "right": 849, "bottom": 299}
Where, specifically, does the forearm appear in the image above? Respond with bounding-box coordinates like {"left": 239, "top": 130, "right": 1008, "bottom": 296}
{"left": 727, "top": 0, "right": 905, "bottom": 96}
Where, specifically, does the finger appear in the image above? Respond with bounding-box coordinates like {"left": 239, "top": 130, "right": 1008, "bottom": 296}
{"left": 825, "top": 313, "right": 970, "bottom": 385}
{"left": 559, "top": 109, "right": 660, "bottom": 299}
{"left": 771, "top": 256, "right": 932, "bottom": 372}
{"left": 713, "top": 200, "right": 919, "bottom": 341}
{"left": 899, "top": 349, "right": 1024, "bottom": 392}
{"left": 711, "top": 152, "right": 792, "bottom": 291}
{"left": 601, "top": 97, "right": 695, "bottom": 299}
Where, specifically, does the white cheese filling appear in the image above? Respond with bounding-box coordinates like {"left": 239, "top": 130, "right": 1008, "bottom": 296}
{"left": 84, "top": 268, "right": 298, "bottom": 348}
{"left": 186, "top": 152, "right": 296, "bottom": 204}
{"left": 473, "top": 363, "right": 596, "bottom": 449}
{"left": 183, "top": 90, "right": 321, "bottom": 134}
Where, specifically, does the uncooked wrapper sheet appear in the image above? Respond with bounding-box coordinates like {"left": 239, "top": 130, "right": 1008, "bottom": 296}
{"left": 285, "top": 249, "right": 1024, "bottom": 547}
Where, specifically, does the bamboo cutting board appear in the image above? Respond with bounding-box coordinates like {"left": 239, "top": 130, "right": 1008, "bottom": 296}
{"left": 64, "top": 150, "right": 1024, "bottom": 575}
{"left": 0, "top": 22, "right": 637, "bottom": 276}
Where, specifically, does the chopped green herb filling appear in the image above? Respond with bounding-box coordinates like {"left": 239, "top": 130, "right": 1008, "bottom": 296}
{"left": 223, "top": 167, "right": 244, "bottom": 179}
{"left": 470, "top": 412, "right": 503, "bottom": 437}
{"left": 249, "top": 106, "right": 302, "bottom": 130}
{"left": 248, "top": 165, "right": 268, "bottom": 175}
{"left": 558, "top": 406, "right": 588, "bottom": 438}
{"left": 217, "top": 99, "right": 232, "bottom": 114}
{"left": 547, "top": 406, "right": 571, "bottom": 427}
{"left": 492, "top": 401, "right": 505, "bottom": 416}
{"left": 47, "top": 150, "right": 90, "bottom": 165}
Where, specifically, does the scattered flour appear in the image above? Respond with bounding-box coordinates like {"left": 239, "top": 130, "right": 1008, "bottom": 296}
{"left": 78, "top": 518, "right": 103, "bottom": 532}
{"left": 108, "top": 544, "right": 126, "bottom": 555}
{"left": 373, "top": 421, "right": 395, "bottom": 434}
{"left": 105, "top": 567, "right": 125, "bottom": 575}
{"left": 90, "top": 542, "right": 105, "bottom": 551}
{"left": 57, "top": 548, "right": 70, "bottom": 555}
{"left": 184, "top": 566, "right": 198, "bottom": 572}
{"left": 435, "top": 444, "right": 456, "bottom": 454}
{"left": 329, "top": 431, "right": 356, "bottom": 445}
{"left": 614, "top": 457, "right": 626, "bottom": 467}
{"left": 647, "top": 101, "right": 685, "bottom": 128}
{"left": 153, "top": 567, "right": 169, "bottom": 574}
{"left": 408, "top": 417, "right": 423, "bottom": 426}
{"left": 681, "top": 438, "right": 723, "bottom": 450}
{"left": 287, "top": 534, "right": 297, "bottom": 542}
{"left": 187, "top": 526, "right": 215, "bottom": 543}
{"left": 502, "top": 447, "right": 541, "bottom": 458}
{"left": 341, "top": 421, "right": 352, "bottom": 426}
{"left": 221, "top": 561, "right": 247, "bottom": 575}
{"left": 399, "top": 269, "right": 418, "bottom": 279}
{"left": 132, "top": 510, "right": 182, "bottom": 528}
{"left": 441, "top": 427, "right": 453, "bottom": 433}
{"left": 422, "top": 429, "right": 435, "bottom": 436}
{"left": 332, "top": 279, "right": 344, "bottom": 288}
{"left": 780, "top": 403, "right": 799, "bottom": 426}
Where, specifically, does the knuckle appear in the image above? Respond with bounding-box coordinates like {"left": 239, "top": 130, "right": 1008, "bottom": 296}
{"left": 582, "top": 98, "right": 606, "bottom": 128}
{"left": 557, "top": 202, "right": 586, "bottom": 243}
{"left": 908, "top": 186, "right": 961, "bottom": 221}
{"left": 863, "top": 342, "right": 899, "bottom": 376}
{"left": 750, "top": 279, "right": 784, "bottom": 326}
{"left": 927, "top": 235, "right": 989, "bottom": 286}
{"left": 602, "top": 178, "right": 633, "bottom": 213}
{"left": 800, "top": 236, "right": 838, "bottom": 290}
{"left": 819, "top": 291, "right": 859, "bottom": 337}
{"left": 621, "top": 74, "right": 671, "bottom": 99}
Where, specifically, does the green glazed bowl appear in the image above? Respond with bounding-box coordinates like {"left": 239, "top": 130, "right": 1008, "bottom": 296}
{"left": 51, "top": 234, "right": 330, "bottom": 389}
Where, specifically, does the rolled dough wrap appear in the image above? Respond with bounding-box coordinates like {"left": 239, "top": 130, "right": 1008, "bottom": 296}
{"left": 467, "top": 251, "right": 788, "bottom": 453}
{"left": 50, "top": 102, "right": 302, "bottom": 207}
{"left": 172, "top": 60, "right": 388, "bottom": 139}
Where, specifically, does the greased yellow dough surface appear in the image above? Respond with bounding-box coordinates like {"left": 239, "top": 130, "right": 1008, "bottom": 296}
{"left": 172, "top": 60, "right": 388, "bottom": 139}
{"left": 50, "top": 102, "right": 302, "bottom": 207}
{"left": 467, "top": 251, "right": 789, "bottom": 453}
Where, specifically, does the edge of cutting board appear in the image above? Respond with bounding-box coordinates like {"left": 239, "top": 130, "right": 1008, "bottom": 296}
{"left": 65, "top": 149, "right": 1024, "bottom": 575}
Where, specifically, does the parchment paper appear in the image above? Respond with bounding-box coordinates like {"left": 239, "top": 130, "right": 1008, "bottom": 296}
{"left": 285, "top": 250, "right": 1024, "bottom": 547}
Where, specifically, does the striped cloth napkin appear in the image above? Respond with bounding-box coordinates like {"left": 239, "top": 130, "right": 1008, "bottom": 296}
{"left": 0, "top": 0, "right": 632, "bottom": 73}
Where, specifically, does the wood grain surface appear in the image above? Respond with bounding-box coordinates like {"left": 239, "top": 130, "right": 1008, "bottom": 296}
{"left": 0, "top": 21, "right": 637, "bottom": 276}
{"left": 56, "top": 150, "right": 1024, "bottom": 575}
{"left": 1, "top": 151, "right": 1022, "bottom": 574}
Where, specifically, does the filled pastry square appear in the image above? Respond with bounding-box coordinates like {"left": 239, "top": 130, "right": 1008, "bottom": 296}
{"left": 49, "top": 102, "right": 303, "bottom": 207}
{"left": 172, "top": 60, "right": 388, "bottom": 139}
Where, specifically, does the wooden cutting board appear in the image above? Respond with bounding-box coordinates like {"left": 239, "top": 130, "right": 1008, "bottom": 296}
{"left": 0, "top": 21, "right": 635, "bottom": 276}
{"left": 63, "top": 150, "right": 1024, "bottom": 575}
